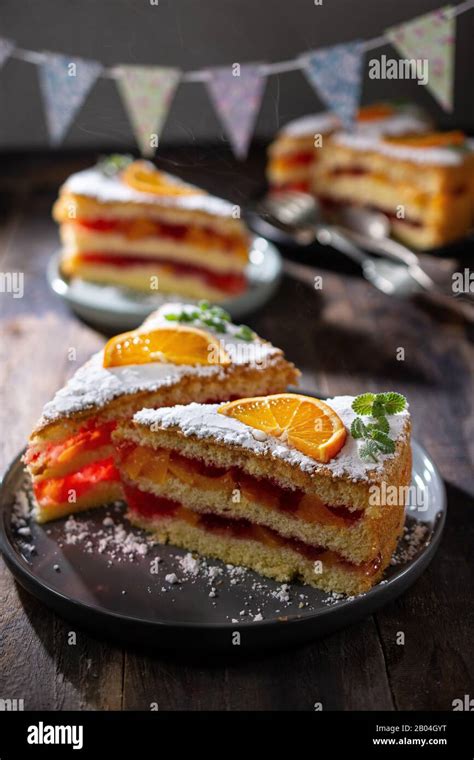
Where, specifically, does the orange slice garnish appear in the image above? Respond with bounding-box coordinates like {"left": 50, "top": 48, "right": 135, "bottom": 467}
{"left": 383, "top": 130, "right": 466, "bottom": 149}
{"left": 122, "top": 160, "right": 204, "bottom": 196}
{"left": 218, "top": 393, "right": 347, "bottom": 463}
{"left": 103, "top": 325, "right": 230, "bottom": 368}
{"left": 357, "top": 103, "right": 395, "bottom": 122}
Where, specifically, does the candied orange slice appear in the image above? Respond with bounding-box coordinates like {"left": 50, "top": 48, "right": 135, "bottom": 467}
{"left": 122, "top": 160, "right": 204, "bottom": 196}
{"left": 357, "top": 103, "right": 395, "bottom": 122}
{"left": 218, "top": 393, "right": 347, "bottom": 463}
{"left": 103, "top": 325, "right": 230, "bottom": 368}
{"left": 383, "top": 130, "right": 466, "bottom": 149}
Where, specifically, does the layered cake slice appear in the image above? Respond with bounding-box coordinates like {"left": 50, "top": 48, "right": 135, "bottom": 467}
{"left": 113, "top": 392, "right": 411, "bottom": 595}
{"left": 312, "top": 130, "right": 474, "bottom": 249}
{"left": 266, "top": 113, "right": 340, "bottom": 193}
{"left": 266, "top": 103, "right": 430, "bottom": 194}
{"left": 53, "top": 157, "right": 250, "bottom": 300}
{"left": 24, "top": 303, "right": 299, "bottom": 522}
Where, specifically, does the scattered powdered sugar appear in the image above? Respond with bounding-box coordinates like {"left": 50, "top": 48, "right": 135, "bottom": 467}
{"left": 271, "top": 584, "right": 291, "bottom": 604}
{"left": 134, "top": 395, "right": 410, "bottom": 483}
{"left": 178, "top": 552, "right": 201, "bottom": 576}
{"left": 61, "top": 512, "right": 151, "bottom": 559}
{"left": 391, "top": 521, "right": 430, "bottom": 565}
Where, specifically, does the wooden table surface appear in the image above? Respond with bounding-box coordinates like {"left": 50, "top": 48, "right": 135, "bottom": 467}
{"left": 0, "top": 151, "right": 473, "bottom": 711}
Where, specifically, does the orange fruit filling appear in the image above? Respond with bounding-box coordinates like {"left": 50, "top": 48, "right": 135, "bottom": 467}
{"left": 122, "top": 160, "right": 204, "bottom": 196}
{"left": 115, "top": 443, "right": 361, "bottom": 527}
{"left": 357, "top": 103, "right": 395, "bottom": 122}
{"left": 218, "top": 394, "right": 347, "bottom": 463}
{"left": 103, "top": 325, "right": 231, "bottom": 368}
{"left": 383, "top": 130, "right": 466, "bottom": 149}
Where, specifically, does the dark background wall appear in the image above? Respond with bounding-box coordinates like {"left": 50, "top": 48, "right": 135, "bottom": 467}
{"left": 1, "top": 0, "right": 473, "bottom": 152}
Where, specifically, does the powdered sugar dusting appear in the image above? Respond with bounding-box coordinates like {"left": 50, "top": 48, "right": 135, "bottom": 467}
{"left": 133, "top": 395, "right": 410, "bottom": 483}
{"left": 280, "top": 112, "right": 340, "bottom": 138}
{"left": 355, "top": 107, "right": 430, "bottom": 138}
{"left": 64, "top": 167, "right": 236, "bottom": 217}
{"left": 333, "top": 132, "right": 466, "bottom": 166}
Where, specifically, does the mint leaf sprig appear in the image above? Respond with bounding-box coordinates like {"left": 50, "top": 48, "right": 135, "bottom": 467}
{"left": 97, "top": 154, "right": 134, "bottom": 177}
{"left": 164, "top": 300, "right": 255, "bottom": 341}
{"left": 351, "top": 392, "right": 407, "bottom": 463}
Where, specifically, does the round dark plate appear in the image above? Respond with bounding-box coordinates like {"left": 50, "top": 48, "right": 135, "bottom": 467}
{"left": 0, "top": 442, "right": 446, "bottom": 652}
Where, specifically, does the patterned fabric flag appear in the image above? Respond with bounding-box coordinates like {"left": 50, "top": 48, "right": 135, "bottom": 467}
{"left": 0, "top": 37, "right": 14, "bottom": 68}
{"left": 387, "top": 6, "right": 455, "bottom": 111}
{"left": 115, "top": 66, "right": 181, "bottom": 157}
{"left": 302, "top": 41, "right": 365, "bottom": 128}
{"left": 38, "top": 53, "right": 103, "bottom": 144}
{"left": 206, "top": 64, "right": 266, "bottom": 159}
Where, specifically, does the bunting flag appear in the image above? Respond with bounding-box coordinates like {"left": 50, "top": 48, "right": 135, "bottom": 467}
{"left": 302, "top": 41, "right": 365, "bottom": 128}
{"left": 0, "top": 37, "right": 14, "bottom": 68}
{"left": 115, "top": 66, "right": 181, "bottom": 157}
{"left": 206, "top": 64, "right": 266, "bottom": 159}
{"left": 387, "top": 6, "right": 455, "bottom": 111}
{"left": 38, "top": 53, "right": 103, "bottom": 144}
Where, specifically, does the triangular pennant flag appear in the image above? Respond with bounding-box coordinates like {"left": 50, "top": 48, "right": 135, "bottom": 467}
{"left": 38, "top": 53, "right": 103, "bottom": 144}
{"left": 115, "top": 66, "right": 181, "bottom": 157}
{"left": 302, "top": 41, "right": 364, "bottom": 128}
{"left": 206, "top": 64, "right": 266, "bottom": 159}
{"left": 0, "top": 37, "right": 14, "bottom": 68}
{"left": 387, "top": 6, "right": 455, "bottom": 111}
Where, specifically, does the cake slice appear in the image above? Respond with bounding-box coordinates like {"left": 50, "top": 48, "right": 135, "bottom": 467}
{"left": 113, "top": 392, "right": 411, "bottom": 595}
{"left": 266, "top": 113, "right": 340, "bottom": 193}
{"left": 53, "top": 157, "right": 250, "bottom": 301}
{"left": 312, "top": 130, "right": 474, "bottom": 249}
{"left": 266, "top": 103, "right": 430, "bottom": 194}
{"left": 24, "top": 303, "right": 299, "bottom": 522}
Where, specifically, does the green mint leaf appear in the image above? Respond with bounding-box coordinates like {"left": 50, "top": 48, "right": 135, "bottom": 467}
{"left": 369, "top": 429, "right": 396, "bottom": 454}
{"left": 350, "top": 417, "right": 367, "bottom": 439}
{"left": 164, "top": 313, "right": 179, "bottom": 321}
{"left": 369, "top": 415, "right": 390, "bottom": 434}
{"left": 235, "top": 325, "right": 254, "bottom": 341}
{"left": 372, "top": 396, "right": 386, "bottom": 419}
{"left": 98, "top": 154, "right": 133, "bottom": 177}
{"left": 376, "top": 392, "right": 407, "bottom": 415}
{"left": 359, "top": 440, "right": 379, "bottom": 463}
{"left": 198, "top": 300, "right": 211, "bottom": 311}
{"left": 352, "top": 393, "right": 376, "bottom": 416}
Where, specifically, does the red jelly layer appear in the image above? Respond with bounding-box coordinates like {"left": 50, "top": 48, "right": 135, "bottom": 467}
{"left": 271, "top": 180, "right": 311, "bottom": 193}
{"left": 34, "top": 456, "right": 120, "bottom": 506}
{"left": 26, "top": 420, "right": 117, "bottom": 469}
{"left": 76, "top": 217, "right": 246, "bottom": 254}
{"left": 125, "top": 484, "right": 380, "bottom": 576}
{"left": 77, "top": 253, "right": 247, "bottom": 295}
{"left": 116, "top": 443, "right": 363, "bottom": 526}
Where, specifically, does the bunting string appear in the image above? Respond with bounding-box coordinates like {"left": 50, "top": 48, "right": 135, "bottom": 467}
{"left": 2, "top": 0, "right": 474, "bottom": 157}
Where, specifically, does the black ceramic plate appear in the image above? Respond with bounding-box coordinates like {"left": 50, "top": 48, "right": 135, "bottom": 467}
{"left": 0, "top": 441, "right": 445, "bottom": 652}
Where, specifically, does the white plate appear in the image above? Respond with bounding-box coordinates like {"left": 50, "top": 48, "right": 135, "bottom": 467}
{"left": 47, "top": 237, "right": 282, "bottom": 332}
